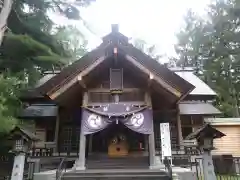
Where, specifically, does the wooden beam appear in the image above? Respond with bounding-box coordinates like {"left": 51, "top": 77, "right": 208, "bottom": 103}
{"left": 176, "top": 87, "right": 195, "bottom": 104}
{"left": 76, "top": 91, "right": 88, "bottom": 170}
{"left": 176, "top": 105, "right": 183, "bottom": 146}
{"left": 125, "top": 55, "right": 182, "bottom": 98}
{"left": 54, "top": 107, "right": 60, "bottom": 152}
{"left": 145, "top": 92, "right": 152, "bottom": 107}
{"left": 77, "top": 76, "right": 87, "bottom": 89}
{"left": 79, "top": 81, "right": 86, "bottom": 89}
{"left": 145, "top": 91, "right": 156, "bottom": 168}
{"left": 147, "top": 77, "right": 152, "bottom": 88}
{"left": 88, "top": 88, "right": 143, "bottom": 93}
{"left": 48, "top": 56, "right": 106, "bottom": 100}
{"left": 87, "top": 101, "right": 146, "bottom": 107}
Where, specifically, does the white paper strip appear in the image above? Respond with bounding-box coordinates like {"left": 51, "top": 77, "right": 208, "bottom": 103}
{"left": 160, "top": 123, "right": 172, "bottom": 160}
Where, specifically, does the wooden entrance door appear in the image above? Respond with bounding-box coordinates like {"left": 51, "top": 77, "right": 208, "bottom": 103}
{"left": 91, "top": 123, "right": 145, "bottom": 154}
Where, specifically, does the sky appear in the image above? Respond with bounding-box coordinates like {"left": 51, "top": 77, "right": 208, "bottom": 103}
{"left": 52, "top": 0, "right": 210, "bottom": 60}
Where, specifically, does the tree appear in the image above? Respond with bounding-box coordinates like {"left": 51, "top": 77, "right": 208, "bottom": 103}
{"left": 0, "top": 74, "right": 24, "bottom": 133}
{"left": 54, "top": 25, "right": 87, "bottom": 63}
{"left": 132, "top": 38, "right": 163, "bottom": 61}
{"left": 0, "top": 0, "right": 93, "bottom": 134}
{"left": 174, "top": 10, "right": 206, "bottom": 69}
{"left": 0, "top": 0, "right": 13, "bottom": 46}
{"left": 1, "top": 0, "right": 94, "bottom": 84}
{"left": 175, "top": 0, "right": 240, "bottom": 117}
{"left": 0, "top": 0, "right": 95, "bottom": 47}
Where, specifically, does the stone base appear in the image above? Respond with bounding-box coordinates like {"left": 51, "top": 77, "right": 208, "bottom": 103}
{"left": 72, "top": 159, "right": 86, "bottom": 171}
{"left": 149, "top": 164, "right": 165, "bottom": 169}
{"left": 149, "top": 156, "right": 165, "bottom": 169}
{"left": 172, "top": 167, "right": 196, "bottom": 180}
{"left": 34, "top": 169, "right": 74, "bottom": 180}
{"left": 34, "top": 170, "right": 57, "bottom": 180}
{"left": 75, "top": 166, "right": 86, "bottom": 171}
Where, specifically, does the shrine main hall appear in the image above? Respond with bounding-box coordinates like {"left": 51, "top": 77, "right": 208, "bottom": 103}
{"left": 20, "top": 25, "right": 221, "bottom": 171}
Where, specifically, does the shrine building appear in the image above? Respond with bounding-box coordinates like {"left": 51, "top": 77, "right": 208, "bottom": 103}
{"left": 20, "top": 25, "right": 221, "bottom": 171}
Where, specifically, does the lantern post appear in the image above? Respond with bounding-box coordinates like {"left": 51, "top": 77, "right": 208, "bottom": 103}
{"left": 186, "top": 124, "right": 225, "bottom": 180}
{"left": 8, "top": 126, "right": 38, "bottom": 180}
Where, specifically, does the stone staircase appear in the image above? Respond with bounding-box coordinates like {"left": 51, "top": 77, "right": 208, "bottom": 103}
{"left": 61, "top": 156, "right": 169, "bottom": 180}
{"left": 62, "top": 169, "right": 169, "bottom": 180}
{"left": 86, "top": 155, "right": 149, "bottom": 169}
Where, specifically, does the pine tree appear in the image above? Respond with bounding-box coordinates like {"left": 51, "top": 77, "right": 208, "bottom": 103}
{"left": 175, "top": 0, "right": 240, "bottom": 117}
{"left": 0, "top": 0, "right": 94, "bottom": 133}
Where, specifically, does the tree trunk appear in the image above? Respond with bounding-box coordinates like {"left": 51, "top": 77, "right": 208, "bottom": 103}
{"left": 0, "top": 0, "right": 13, "bottom": 46}
{"left": 228, "top": 63, "right": 240, "bottom": 117}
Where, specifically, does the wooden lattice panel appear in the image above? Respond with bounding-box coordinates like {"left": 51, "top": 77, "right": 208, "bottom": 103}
{"left": 110, "top": 69, "right": 123, "bottom": 94}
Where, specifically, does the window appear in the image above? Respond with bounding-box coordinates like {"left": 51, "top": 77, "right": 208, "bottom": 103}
{"left": 62, "top": 127, "right": 72, "bottom": 152}
{"left": 59, "top": 127, "right": 80, "bottom": 152}
{"left": 181, "top": 115, "right": 204, "bottom": 138}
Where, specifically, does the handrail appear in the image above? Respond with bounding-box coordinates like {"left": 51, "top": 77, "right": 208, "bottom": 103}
{"left": 56, "top": 157, "right": 67, "bottom": 180}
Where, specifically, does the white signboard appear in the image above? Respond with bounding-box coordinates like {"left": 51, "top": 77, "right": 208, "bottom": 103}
{"left": 160, "top": 123, "right": 172, "bottom": 160}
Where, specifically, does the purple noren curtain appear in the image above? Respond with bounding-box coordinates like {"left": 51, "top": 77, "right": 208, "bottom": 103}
{"left": 81, "top": 108, "right": 153, "bottom": 135}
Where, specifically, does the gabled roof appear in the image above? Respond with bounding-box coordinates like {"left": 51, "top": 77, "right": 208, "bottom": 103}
{"left": 19, "top": 104, "right": 57, "bottom": 118}
{"left": 179, "top": 101, "right": 221, "bottom": 115}
{"left": 37, "top": 42, "right": 110, "bottom": 95}
{"left": 174, "top": 71, "right": 216, "bottom": 96}
{"left": 20, "top": 72, "right": 60, "bottom": 101}
{"left": 118, "top": 44, "right": 193, "bottom": 95}
{"left": 205, "top": 118, "right": 240, "bottom": 126}
{"left": 35, "top": 73, "right": 57, "bottom": 88}
{"left": 8, "top": 126, "right": 39, "bottom": 141}
{"left": 35, "top": 25, "right": 194, "bottom": 100}
{"left": 185, "top": 123, "right": 225, "bottom": 140}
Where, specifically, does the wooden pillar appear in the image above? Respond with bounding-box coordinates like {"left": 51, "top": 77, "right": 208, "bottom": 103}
{"left": 144, "top": 135, "right": 149, "bottom": 151}
{"left": 145, "top": 92, "right": 156, "bottom": 168}
{"left": 76, "top": 92, "right": 88, "bottom": 170}
{"left": 88, "top": 134, "right": 93, "bottom": 154}
{"left": 176, "top": 106, "right": 183, "bottom": 146}
{"left": 54, "top": 107, "right": 60, "bottom": 152}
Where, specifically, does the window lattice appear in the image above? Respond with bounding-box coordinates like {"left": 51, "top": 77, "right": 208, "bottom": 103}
{"left": 15, "top": 139, "right": 24, "bottom": 150}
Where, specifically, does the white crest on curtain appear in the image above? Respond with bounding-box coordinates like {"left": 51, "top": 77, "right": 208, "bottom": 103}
{"left": 130, "top": 113, "right": 144, "bottom": 127}
{"left": 87, "top": 114, "right": 102, "bottom": 128}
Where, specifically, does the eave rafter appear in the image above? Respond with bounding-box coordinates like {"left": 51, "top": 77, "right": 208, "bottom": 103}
{"left": 124, "top": 54, "right": 182, "bottom": 98}
{"left": 48, "top": 55, "right": 106, "bottom": 100}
